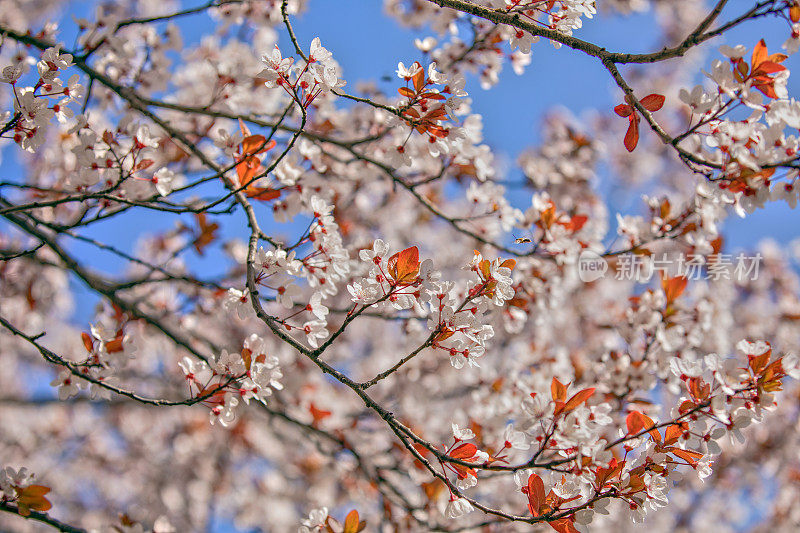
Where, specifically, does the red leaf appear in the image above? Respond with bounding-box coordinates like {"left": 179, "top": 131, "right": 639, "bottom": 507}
{"left": 753, "top": 80, "right": 779, "bottom": 99}
{"left": 309, "top": 403, "right": 332, "bottom": 427}
{"left": 626, "top": 410, "right": 650, "bottom": 434}
{"left": 134, "top": 158, "right": 154, "bottom": 171}
{"left": 526, "top": 473, "right": 546, "bottom": 516}
{"left": 640, "top": 93, "right": 665, "bottom": 112}
{"left": 749, "top": 350, "right": 772, "bottom": 375}
{"left": 623, "top": 116, "right": 639, "bottom": 152}
{"left": 614, "top": 104, "right": 633, "bottom": 117}
{"left": 626, "top": 411, "right": 643, "bottom": 434}
{"left": 564, "top": 215, "right": 588, "bottom": 232}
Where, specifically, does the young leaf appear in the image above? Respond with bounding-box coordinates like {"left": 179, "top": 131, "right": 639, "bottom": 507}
{"left": 526, "top": 473, "right": 546, "bottom": 516}
{"left": 16, "top": 484, "right": 52, "bottom": 516}
{"left": 549, "top": 518, "right": 580, "bottom": 533}
{"left": 614, "top": 104, "right": 633, "bottom": 117}
{"left": 752, "top": 39, "right": 768, "bottom": 70}
{"left": 387, "top": 246, "right": 420, "bottom": 284}
{"left": 640, "top": 93, "right": 665, "bottom": 112}
{"left": 623, "top": 116, "right": 639, "bottom": 152}
{"left": 661, "top": 275, "right": 688, "bottom": 305}
{"left": 343, "top": 510, "right": 366, "bottom": 533}
{"left": 550, "top": 377, "right": 567, "bottom": 403}
{"left": 564, "top": 387, "right": 595, "bottom": 412}
{"left": 450, "top": 442, "right": 478, "bottom": 460}
{"left": 193, "top": 213, "right": 220, "bottom": 255}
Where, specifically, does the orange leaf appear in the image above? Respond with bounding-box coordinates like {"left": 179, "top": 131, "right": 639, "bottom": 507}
{"left": 105, "top": 336, "right": 124, "bottom": 353}
{"left": 753, "top": 61, "right": 787, "bottom": 75}
{"left": 687, "top": 377, "right": 710, "bottom": 401}
{"left": 193, "top": 213, "right": 220, "bottom": 255}
{"left": 398, "top": 86, "right": 415, "bottom": 98}
{"left": 245, "top": 187, "right": 281, "bottom": 201}
{"left": 749, "top": 350, "right": 772, "bottom": 375}
{"left": 626, "top": 410, "right": 643, "bottom": 434}
{"left": 753, "top": 79, "right": 779, "bottom": 99}
{"left": 623, "top": 116, "right": 639, "bottom": 152}
{"left": 564, "top": 214, "right": 588, "bottom": 232}
{"left": 752, "top": 39, "right": 768, "bottom": 69}
{"left": 626, "top": 410, "right": 656, "bottom": 438}
{"left": 661, "top": 275, "right": 688, "bottom": 304}
{"left": 241, "top": 348, "right": 253, "bottom": 371}
{"left": 640, "top": 93, "right": 665, "bottom": 112}
{"left": 387, "top": 246, "right": 420, "bottom": 284}
{"left": 551, "top": 377, "right": 567, "bottom": 403}
{"left": 241, "top": 134, "right": 276, "bottom": 156}
{"left": 671, "top": 448, "right": 703, "bottom": 466}
{"left": 761, "top": 358, "right": 784, "bottom": 381}
{"left": 412, "top": 63, "right": 425, "bottom": 93}
{"left": 81, "top": 332, "right": 93, "bottom": 353}
{"left": 236, "top": 154, "right": 263, "bottom": 187}
{"left": 16, "top": 484, "right": 52, "bottom": 517}
{"left": 499, "top": 258, "right": 517, "bottom": 271}
{"left": 549, "top": 518, "right": 580, "bottom": 533}
{"left": 767, "top": 52, "right": 789, "bottom": 64}
{"left": 450, "top": 442, "right": 478, "bottom": 460}
{"left": 564, "top": 387, "right": 595, "bottom": 412}
{"left": 664, "top": 424, "right": 684, "bottom": 446}
{"left": 343, "top": 510, "right": 366, "bottom": 533}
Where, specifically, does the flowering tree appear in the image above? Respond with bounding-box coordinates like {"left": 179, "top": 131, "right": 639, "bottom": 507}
{"left": 2, "top": 0, "right": 800, "bottom": 531}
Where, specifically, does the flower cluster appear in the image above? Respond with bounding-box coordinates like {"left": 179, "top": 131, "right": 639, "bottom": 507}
{"left": 178, "top": 334, "right": 283, "bottom": 427}
{"left": 678, "top": 41, "right": 800, "bottom": 213}
{"left": 1, "top": 46, "right": 82, "bottom": 152}
{"left": 258, "top": 38, "right": 345, "bottom": 107}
